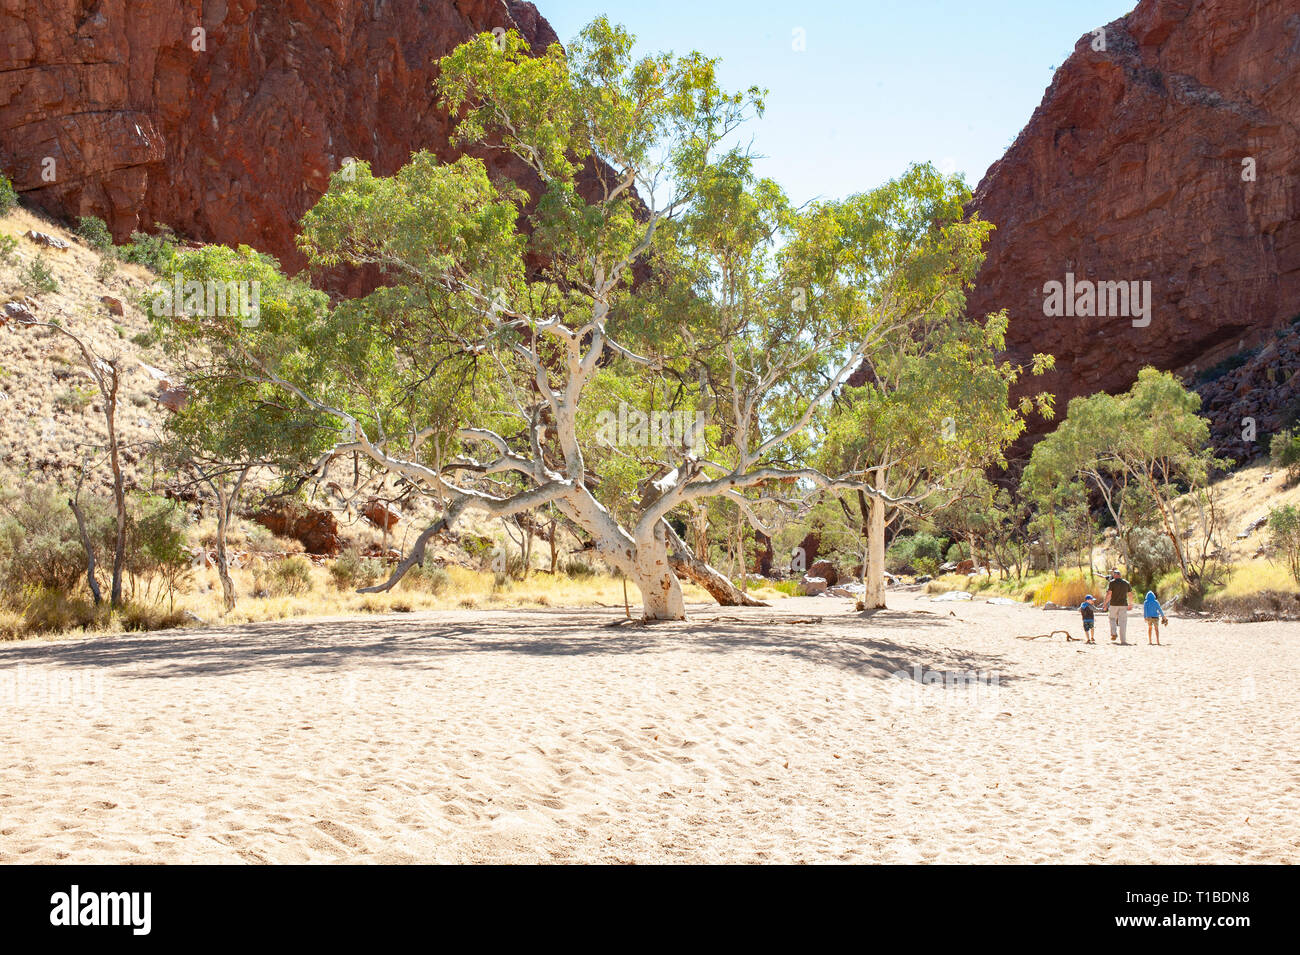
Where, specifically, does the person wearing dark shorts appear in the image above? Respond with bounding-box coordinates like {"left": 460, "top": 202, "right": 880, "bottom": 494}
{"left": 1079, "top": 594, "right": 1099, "bottom": 644}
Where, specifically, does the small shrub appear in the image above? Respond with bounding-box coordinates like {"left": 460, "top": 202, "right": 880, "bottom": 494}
{"left": 21, "top": 255, "right": 59, "bottom": 294}
{"left": 118, "top": 601, "right": 189, "bottom": 632}
{"left": 130, "top": 329, "right": 158, "bottom": 348}
{"left": 914, "top": 556, "right": 939, "bottom": 578}
{"left": 94, "top": 254, "right": 117, "bottom": 282}
{"left": 561, "top": 558, "right": 597, "bottom": 579}
{"left": 1127, "top": 526, "right": 1177, "bottom": 591}
{"left": 1033, "top": 573, "right": 1092, "bottom": 608}
{"left": 886, "top": 532, "right": 947, "bottom": 573}
{"left": 0, "top": 172, "right": 17, "bottom": 213}
{"left": 119, "top": 225, "right": 178, "bottom": 272}
{"left": 268, "top": 556, "right": 313, "bottom": 596}
{"left": 400, "top": 559, "right": 450, "bottom": 594}
{"left": 0, "top": 607, "right": 25, "bottom": 641}
{"left": 1270, "top": 430, "right": 1300, "bottom": 486}
{"left": 1196, "top": 349, "right": 1253, "bottom": 385}
{"left": 76, "top": 216, "right": 113, "bottom": 252}
{"left": 0, "top": 485, "right": 114, "bottom": 595}
{"left": 945, "top": 541, "right": 969, "bottom": 564}
{"left": 55, "top": 385, "right": 97, "bottom": 412}
{"left": 0, "top": 233, "right": 16, "bottom": 265}
{"left": 21, "top": 587, "right": 106, "bottom": 634}
{"left": 1267, "top": 504, "right": 1300, "bottom": 583}
{"left": 329, "top": 549, "right": 382, "bottom": 591}
{"left": 126, "top": 493, "right": 193, "bottom": 607}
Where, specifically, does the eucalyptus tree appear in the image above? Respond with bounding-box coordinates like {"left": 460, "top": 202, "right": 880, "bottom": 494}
{"left": 151, "top": 245, "right": 335, "bottom": 613}
{"left": 814, "top": 166, "right": 1056, "bottom": 610}
{"left": 166, "top": 21, "right": 994, "bottom": 619}
{"left": 1028, "top": 368, "right": 1228, "bottom": 599}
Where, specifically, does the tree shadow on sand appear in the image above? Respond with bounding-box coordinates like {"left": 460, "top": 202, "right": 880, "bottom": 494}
{"left": 0, "top": 604, "right": 1022, "bottom": 685}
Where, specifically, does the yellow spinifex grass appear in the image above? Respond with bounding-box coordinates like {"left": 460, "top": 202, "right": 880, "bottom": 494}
{"left": 179, "top": 563, "right": 716, "bottom": 627}
{"left": 1211, "top": 559, "right": 1300, "bottom": 599}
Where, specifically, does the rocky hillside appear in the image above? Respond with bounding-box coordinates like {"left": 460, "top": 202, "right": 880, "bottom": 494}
{"left": 0, "top": 0, "right": 559, "bottom": 276}
{"left": 4, "top": 0, "right": 1298, "bottom": 463}
{"left": 968, "top": 0, "right": 1300, "bottom": 448}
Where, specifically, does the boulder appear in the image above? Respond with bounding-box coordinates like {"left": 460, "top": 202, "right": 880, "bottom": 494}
{"left": 23, "top": 230, "right": 69, "bottom": 250}
{"left": 254, "top": 504, "right": 343, "bottom": 556}
{"left": 1, "top": 300, "right": 37, "bottom": 326}
{"left": 808, "top": 559, "right": 840, "bottom": 586}
{"left": 363, "top": 499, "right": 401, "bottom": 531}
{"left": 799, "top": 575, "right": 828, "bottom": 596}
{"left": 155, "top": 386, "right": 188, "bottom": 413}
{"left": 955, "top": 559, "right": 975, "bottom": 575}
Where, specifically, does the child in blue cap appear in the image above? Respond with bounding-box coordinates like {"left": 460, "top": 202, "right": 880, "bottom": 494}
{"left": 1079, "top": 594, "right": 1098, "bottom": 644}
{"left": 1143, "top": 590, "right": 1168, "bottom": 645}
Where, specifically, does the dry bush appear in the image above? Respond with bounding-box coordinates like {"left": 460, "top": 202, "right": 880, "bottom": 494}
{"left": 1033, "top": 573, "right": 1093, "bottom": 608}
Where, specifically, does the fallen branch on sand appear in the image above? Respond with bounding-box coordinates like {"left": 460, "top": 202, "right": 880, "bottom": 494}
{"left": 1016, "top": 630, "right": 1077, "bottom": 642}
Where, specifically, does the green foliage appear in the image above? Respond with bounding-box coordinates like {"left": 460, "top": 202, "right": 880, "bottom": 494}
{"left": 267, "top": 556, "right": 314, "bottom": 596}
{"left": 1269, "top": 430, "right": 1300, "bottom": 485}
{"left": 118, "top": 601, "right": 189, "bottom": 632}
{"left": 400, "top": 559, "right": 451, "bottom": 594}
{"left": 55, "top": 384, "right": 97, "bottom": 411}
{"left": 1126, "top": 526, "right": 1177, "bottom": 591}
{"left": 0, "top": 233, "right": 16, "bottom": 265}
{"left": 887, "top": 533, "right": 948, "bottom": 573}
{"left": 126, "top": 494, "right": 193, "bottom": 606}
{"left": 0, "top": 172, "right": 17, "bottom": 213}
{"left": 561, "top": 558, "right": 597, "bottom": 579}
{"left": 329, "top": 549, "right": 383, "bottom": 591}
{"left": 0, "top": 485, "right": 114, "bottom": 595}
{"left": 120, "top": 226, "right": 178, "bottom": 272}
{"left": 21, "top": 254, "right": 59, "bottom": 294}
{"left": 76, "top": 216, "right": 113, "bottom": 252}
{"left": 1027, "top": 367, "right": 1227, "bottom": 596}
{"left": 1267, "top": 504, "right": 1300, "bottom": 583}
{"left": 1195, "top": 349, "right": 1253, "bottom": 384}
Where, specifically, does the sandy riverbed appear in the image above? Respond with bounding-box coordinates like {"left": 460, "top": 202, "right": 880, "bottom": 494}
{"left": 1, "top": 593, "right": 1295, "bottom": 863}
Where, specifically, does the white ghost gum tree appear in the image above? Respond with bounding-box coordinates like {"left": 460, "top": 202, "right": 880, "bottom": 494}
{"left": 814, "top": 166, "right": 1056, "bottom": 609}
{"left": 168, "top": 21, "right": 1001, "bottom": 619}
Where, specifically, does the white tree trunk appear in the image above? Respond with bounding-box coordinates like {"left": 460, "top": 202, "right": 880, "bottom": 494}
{"left": 631, "top": 528, "right": 685, "bottom": 620}
{"left": 862, "top": 468, "right": 888, "bottom": 610}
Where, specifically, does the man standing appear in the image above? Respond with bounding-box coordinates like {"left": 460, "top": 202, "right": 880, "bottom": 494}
{"left": 1102, "top": 569, "right": 1134, "bottom": 645}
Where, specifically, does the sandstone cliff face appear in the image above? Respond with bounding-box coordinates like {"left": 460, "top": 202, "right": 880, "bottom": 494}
{"left": 0, "top": 0, "right": 558, "bottom": 272}
{"left": 967, "top": 0, "right": 1300, "bottom": 445}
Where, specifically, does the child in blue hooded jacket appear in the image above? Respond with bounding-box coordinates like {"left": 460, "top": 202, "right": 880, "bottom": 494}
{"left": 1142, "top": 590, "right": 1168, "bottom": 645}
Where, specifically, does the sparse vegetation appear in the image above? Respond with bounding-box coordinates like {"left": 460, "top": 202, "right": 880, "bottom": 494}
{"left": 0, "top": 171, "right": 17, "bottom": 214}
{"left": 119, "top": 225, "right": 178, "bottom": 272}
{"left": 76, "top": 215, "right": 114, "bottom": 252}
{"left": 1267, "top": 504, "right": 1300, "bottom": 583}
{"left": 21, "top": 254, "right": 60, "bottom": 294}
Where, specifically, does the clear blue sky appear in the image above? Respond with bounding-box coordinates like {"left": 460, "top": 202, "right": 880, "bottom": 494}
{"left": 540, "top": 0, "right": 1137, "bottom": 203}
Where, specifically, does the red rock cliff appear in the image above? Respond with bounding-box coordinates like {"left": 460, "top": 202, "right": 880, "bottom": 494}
{"left": 0, "top": 0, "right": 560, "bottom": 271}
{"left": 967, "top": 0, "right": 1300, "bottom": 443}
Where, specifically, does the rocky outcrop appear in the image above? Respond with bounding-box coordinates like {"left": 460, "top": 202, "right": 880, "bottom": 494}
{"left": 0, "top": 0, "right": 561, "bottom": 274}
{"left": 254, "top": 502, "right": 342, "bottom": 556}
{"left": 1194, "top": 318, "right": 1300, "bottom": 463}
{"left": 968, "top": 0, "right": 1300, "bottom": 448}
